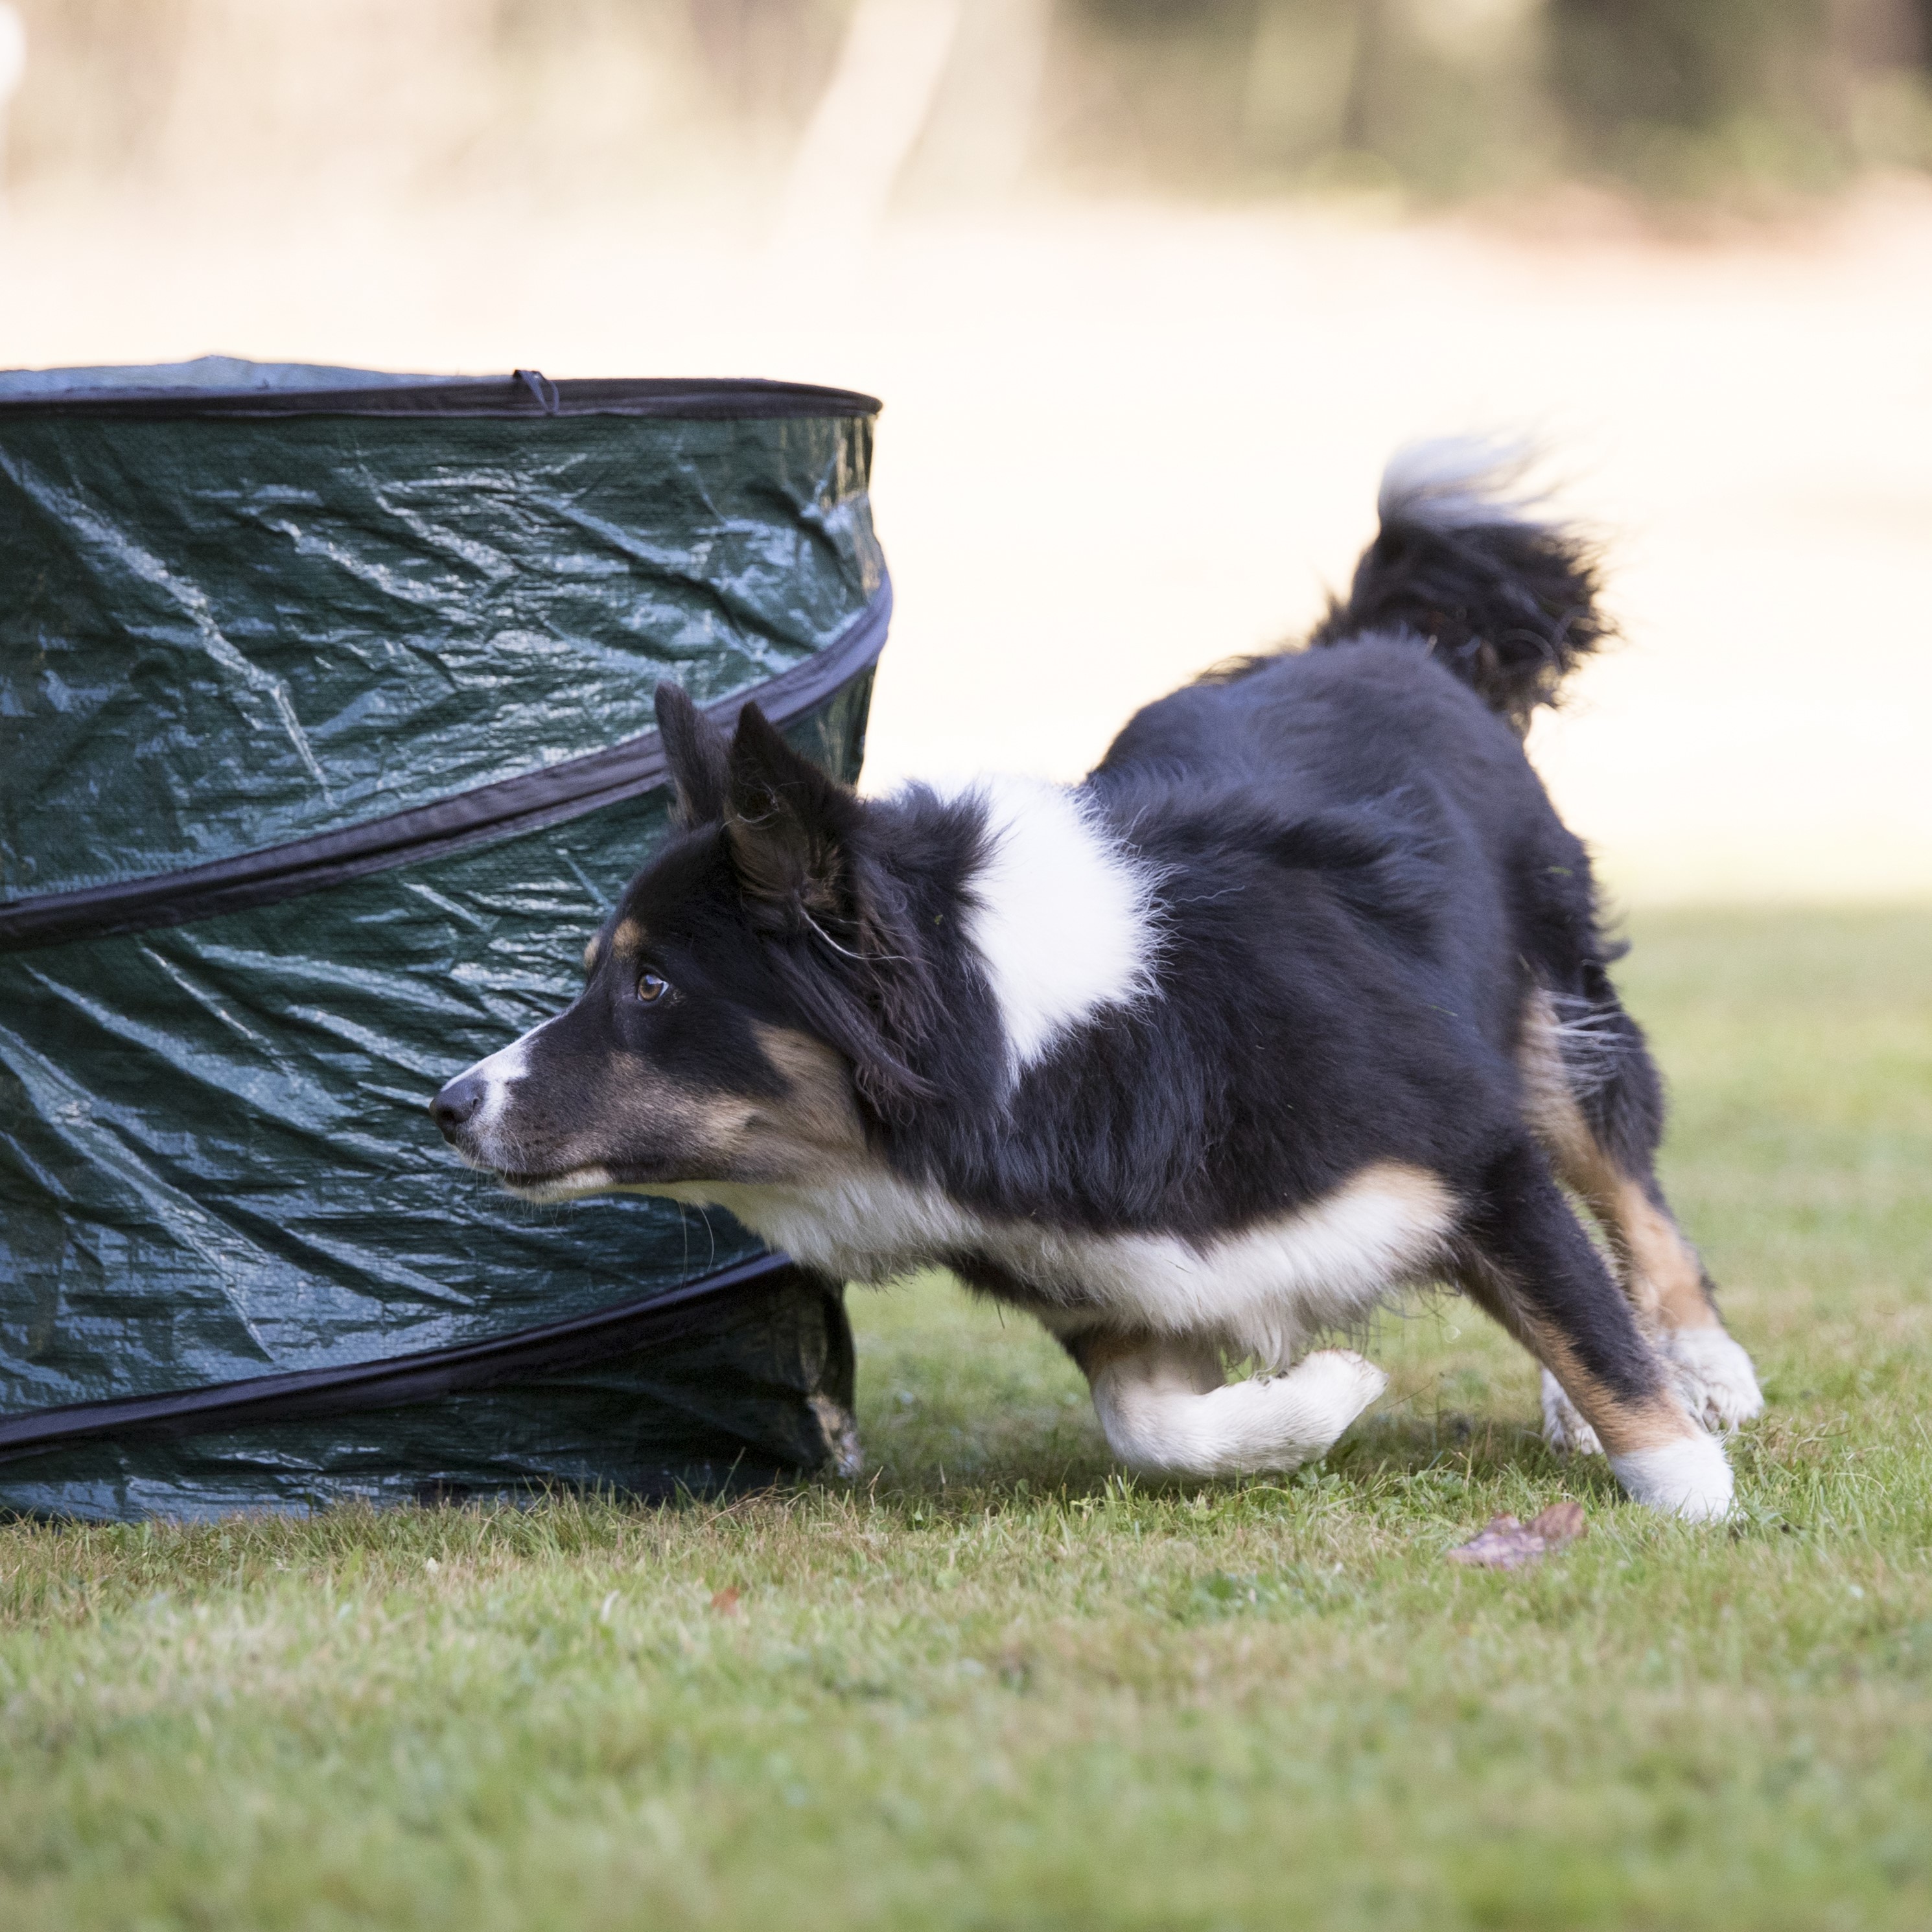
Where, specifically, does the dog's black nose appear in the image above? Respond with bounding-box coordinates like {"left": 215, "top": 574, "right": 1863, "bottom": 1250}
{"left": 430, "top": 1073, "right": 485, "bottom": 1140}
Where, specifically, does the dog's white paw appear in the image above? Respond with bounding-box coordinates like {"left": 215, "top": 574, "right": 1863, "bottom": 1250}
{"left": 1541, "top": 1367, "right": 1603, "bottom": 1457}
{"left": 1279, "top": 1347, "right": 1390, "bottom": 1428}
{"left": 1094, "top": 1345, "right": 1387, "bottom": 1478}
{"left": 1216, "top": 1347, "right": 1386, "bottom": 1474}
{"left": 1662, "top": 1325, "right": 1765, "bottom": 1431}
{"left": 1609, "top": 1430, "right": 1736, "bottom": 1522}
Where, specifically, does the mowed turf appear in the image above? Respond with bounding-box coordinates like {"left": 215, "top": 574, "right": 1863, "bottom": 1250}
{"left": 3, "top": 906, "right": 1929, "bottom": 1931}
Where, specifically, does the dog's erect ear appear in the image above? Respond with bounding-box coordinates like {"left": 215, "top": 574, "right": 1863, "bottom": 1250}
{"left": 655, "top": 682, "right": 730, "bottom": 828}
{"left": 724, "top": 704, "right": 939, "bottom": 1121}
{"left": 723, "top": 703, "right": 859, "bottom": 933}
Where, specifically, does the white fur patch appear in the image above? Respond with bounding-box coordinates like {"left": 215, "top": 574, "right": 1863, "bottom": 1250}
{"left": 1378, "top": 436, "right": 1548, "bottom": 534}
{"left": 948, "top": 774, "right": 1159, "bottom": 1076}
{"left": 1662, "top": 1325, "right": 1766, "bottom": 1430}
{"left": 1090, "top": 1342, "right": 1388, "bottom": 1476}
{"left": 450, "top": 1023, "right": 544, "bottom": 1166}
{"left": 506, "top": 1163, "right": 616, "bottom": 1203}
{"left": 1609, "top": 1432, "right": 1736, "bottom": 1523}
{"left": 653, "top": 1160, "right": 1454, "bottom": 1371}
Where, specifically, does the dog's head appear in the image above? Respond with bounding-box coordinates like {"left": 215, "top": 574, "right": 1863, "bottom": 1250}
{"left": 429, "top": 686, "right": 938, "bottom": 1202}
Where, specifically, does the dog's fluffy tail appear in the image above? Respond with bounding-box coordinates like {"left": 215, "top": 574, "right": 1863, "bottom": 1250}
{"left": 1309, "top": 439, "right": 1611, "bottom": 733}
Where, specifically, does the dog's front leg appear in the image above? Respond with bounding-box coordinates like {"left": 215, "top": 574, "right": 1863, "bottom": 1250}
{"left": 1067, "top": 1331, "right": 1388, "bottom": 1478}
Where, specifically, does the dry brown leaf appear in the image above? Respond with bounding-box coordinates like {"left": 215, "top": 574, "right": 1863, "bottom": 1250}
{"left": 1446, "top": 1502, "right": 1587, "bottom": 1570}
{"left": 1529, "top": 1500, "right": 1587, "bottom": 1546}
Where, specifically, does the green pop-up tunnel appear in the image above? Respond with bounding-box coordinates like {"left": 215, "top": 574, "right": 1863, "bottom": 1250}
{"left": 0, "top": 358, "right": 889, "bottom": 1519}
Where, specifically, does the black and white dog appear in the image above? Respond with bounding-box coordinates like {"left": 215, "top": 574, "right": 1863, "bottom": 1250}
{"left": 432, "top": 443, "right": 1763, "bottom": 1520}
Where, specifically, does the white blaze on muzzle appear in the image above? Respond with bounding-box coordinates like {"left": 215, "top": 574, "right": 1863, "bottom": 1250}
{"left": 448, "top": 1019, "right": 550, "bottom": 1165}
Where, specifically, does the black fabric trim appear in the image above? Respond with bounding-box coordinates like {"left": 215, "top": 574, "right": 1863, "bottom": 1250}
{"left": 0, "top": 578, "right": 891, "bottom": 953}
{"left": 0, "top": 374, "right": 881, "bottom": 422}
{"left": 0, "top": 1251, "right": 823, "bottom": 1463}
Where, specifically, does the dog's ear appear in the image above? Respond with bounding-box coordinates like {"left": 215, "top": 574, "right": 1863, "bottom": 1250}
{"left": 723, "top": 705, "right": 940, "bottom": 1122}
{"left": 654, "top": 682, "right": 730, "bottom": 828}
{"left": 723, "top": 703, "right": 859, "bottom": 934}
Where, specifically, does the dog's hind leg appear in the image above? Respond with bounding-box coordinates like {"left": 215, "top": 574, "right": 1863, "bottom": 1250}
{"left": 1519, "top": 985, "right": 1763, "bottom": 1447}
{"left": 1458, "top": 1136, "right": 1735, "bottom": 1520}
{"left": 1067, "top": 1331, "right": 1388, "bottom": 1479}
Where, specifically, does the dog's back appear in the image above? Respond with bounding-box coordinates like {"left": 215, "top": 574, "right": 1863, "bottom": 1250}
{"left": 1089, "top": 440, "right": 1616, "bottom": 1085}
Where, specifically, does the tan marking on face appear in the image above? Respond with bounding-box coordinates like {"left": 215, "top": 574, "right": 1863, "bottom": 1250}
{"left": 1519, "top": 991, "right": 1717, "bottom": 1334}
{"left": 521, "top": 1025, "right": 865, "bottom": 1194}
{"left": 583, "top": 933, "right": 604, "bottom": 975}
{"left": 734, "top": 1025, "right": 867, "bottom": 1177}
{"left": 611, "top": 918, "right": 644, "bottom": 959}
{"left": 588, "top": 1065, "right": 760, "bottom": 1178}
{"left": 677, "top": 1089, "right": 764, "bottom": 1152}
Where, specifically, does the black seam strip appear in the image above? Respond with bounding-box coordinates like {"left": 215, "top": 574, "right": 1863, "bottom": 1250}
{"left": 0, "top": 375, "right": 882, "bottom": 422}
{"left": 0, "top": 577, "right": 891, "bottom": 953}
{"left": 0, "top": 1250, "right": 820, "bottom": 1463}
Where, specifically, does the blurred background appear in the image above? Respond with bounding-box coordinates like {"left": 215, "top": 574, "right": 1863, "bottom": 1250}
{"left": 1, "top": 0, "right": 1928, "bottom": 903}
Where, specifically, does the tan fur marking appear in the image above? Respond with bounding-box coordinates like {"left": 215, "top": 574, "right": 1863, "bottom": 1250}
{"left": 1517, "top": 993, "right": 1597, "bottom": 1174}
{"left": 611, "top": 918, "right": 644, "bottom": 959}
{"left": 744, "top": 1025, "right": 867, "bottom": 1171}
{"left": 1524, "top": 1326, "right": 1696, "bottom": 1457}
{"left": 1062, "top": 1327, "right": 1165, "bottom": 1376}
{"left": 1519, "top": 991, "right": 1717, "bottom": 1334}
{"left": 1611, "top": 1180, "right": 1717, "bottom": 1330}
{"left": 607, "top": 1074, "right": 757, "bottom": 1165}
{"left": 489, "top": 1030, "right": 855, "bottom": 1201}
{"left": 1461, "top": 1253, "right": 1697, "bottom": 1457}
{"left": 1362, "top": 1159, "right": 1460, "bottom": 1225}
{"left": 583, "top": 933, "right": 603, "bottom": 974}
{"left": 1453, "top": 1229, "right": 1698, "bottom": 1458}
{"left": 681, "top": 1089, "right": 762, "bottom": 1146}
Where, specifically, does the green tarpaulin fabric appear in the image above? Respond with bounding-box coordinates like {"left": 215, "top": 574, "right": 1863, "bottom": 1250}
{"left": 0, "top": 360, "right": 886, "bottom": 1519}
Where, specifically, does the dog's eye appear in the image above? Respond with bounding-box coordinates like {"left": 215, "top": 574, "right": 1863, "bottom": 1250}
{"left": 636, "top": 971, "right": 670, "bottom": 1004}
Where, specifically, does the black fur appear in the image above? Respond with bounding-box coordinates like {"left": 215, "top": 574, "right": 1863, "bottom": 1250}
{"left": 438, "top": 463, "right": 1691, "bottom": 1434}
{"left": 654, "top": 683, "right": 730, "bottom": 827}
{"left": 1454, "top": 1139, "right": 1658, "bottom": 1404}
{"left": 1305, "top": 487, "right": 1612, "bottom": 734}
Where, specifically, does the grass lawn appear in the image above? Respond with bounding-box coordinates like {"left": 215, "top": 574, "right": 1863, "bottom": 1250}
{"left": 3, "top": 905, "right": 1929, "bottom": 1930}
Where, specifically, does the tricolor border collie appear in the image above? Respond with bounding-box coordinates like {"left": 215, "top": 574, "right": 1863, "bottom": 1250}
{"left": 432, "top": 442, "right": 1763, "bottom": 1520}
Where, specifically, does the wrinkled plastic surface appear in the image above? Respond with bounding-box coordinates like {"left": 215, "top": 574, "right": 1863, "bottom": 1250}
{"left": 0, "top": 363, "right": 881, "bottom": 1519}
{"left": 0, "top": 398, "right": 881, "bottom": 898}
